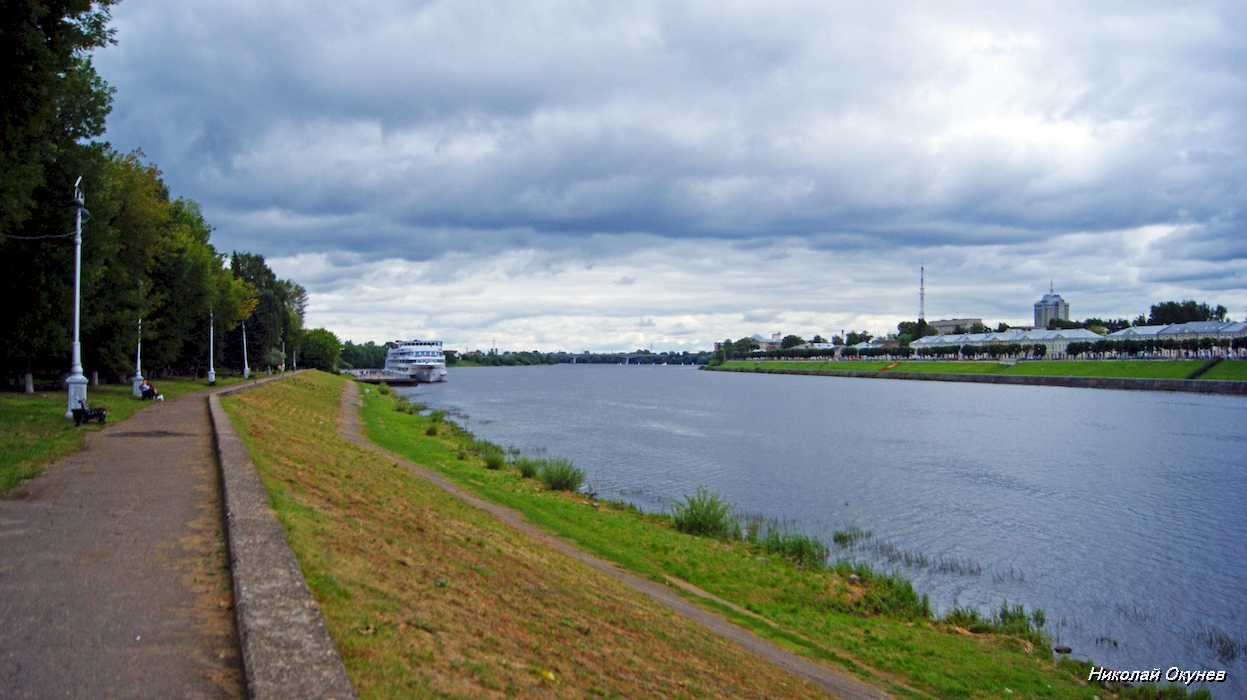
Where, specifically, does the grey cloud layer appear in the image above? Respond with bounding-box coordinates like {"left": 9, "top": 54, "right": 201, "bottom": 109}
{"left": 99, "top": 2, "right": 1247, "bottom": 241}
{"left": 94, "top": 1, "right": 1247, "bottom": 343}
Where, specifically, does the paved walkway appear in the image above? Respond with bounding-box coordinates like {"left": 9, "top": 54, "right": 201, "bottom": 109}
{"left": 337, "top": 381, "right": 892, "bottom": 700}
{"left": 0, "top": 389, "right": 243, "bottom": 699}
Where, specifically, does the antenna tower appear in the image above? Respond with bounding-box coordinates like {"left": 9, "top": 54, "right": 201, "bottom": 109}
{"left": 919, "top": 266, "right": 925, "bottom": 321}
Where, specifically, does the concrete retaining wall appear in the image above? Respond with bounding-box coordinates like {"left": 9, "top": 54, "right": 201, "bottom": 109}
{"left": 710, "top": 366, "right": 1247, "bottom": 395}
{"left": 209, "top": 374, "right": 357, "bottom": 700}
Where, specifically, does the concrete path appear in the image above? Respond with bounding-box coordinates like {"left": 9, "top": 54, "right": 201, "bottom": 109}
{"left": 0, "top": 389, "right": 243, "bottom": 699}
{"left": 337, "top": 381, "right": 893, "bottom": 700}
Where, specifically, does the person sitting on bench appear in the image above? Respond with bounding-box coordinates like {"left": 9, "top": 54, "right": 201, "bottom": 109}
{"left": 140, "top": 379, "right": 157, "bottom": 400}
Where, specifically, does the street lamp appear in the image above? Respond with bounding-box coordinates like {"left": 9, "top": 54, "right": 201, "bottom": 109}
{"left": 207, "top": 309, "right": 216, "bottom": 385}
{"left": 241, "top": 322, "right": 250, "bottom": 378}
{"left": 131, "top": 317, "right": 144, "bottom": 397}
{"left": 64, "top": 177, "right": 90, "bottom": 418}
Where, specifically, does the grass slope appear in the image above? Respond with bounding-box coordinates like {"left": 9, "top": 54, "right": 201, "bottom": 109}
{"left": 1198, "top": 360, "right": 1247, "bottom": 381}
{"left": 0, "top": 376, "right": 243, "bottom": 493}
{"left": 222, "top": 372, "right": 828, "bottom": 699}
{"left": 722, "top": 360, "right": 1209, "bottom": 379}
{"left": 359, "top": 386, "right": 1210, "bottom": 700}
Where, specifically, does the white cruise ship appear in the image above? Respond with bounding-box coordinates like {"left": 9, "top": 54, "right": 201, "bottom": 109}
{"left": 384, "top": 339, "right": 448, "bottom": 382}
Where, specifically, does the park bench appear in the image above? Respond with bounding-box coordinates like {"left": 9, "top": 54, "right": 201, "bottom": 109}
{"left": 72, "top": 399, "right": 106, "bottom": 426}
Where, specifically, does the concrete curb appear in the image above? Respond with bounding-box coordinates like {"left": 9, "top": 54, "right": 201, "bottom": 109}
{"left": 208, "top": 372, "right": 357, "bottom": 700}
{"left": 709, "top": 365, "right": 1247, "bottom": 395}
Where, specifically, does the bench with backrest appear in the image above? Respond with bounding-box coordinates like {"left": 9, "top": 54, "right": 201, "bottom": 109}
{"left": 72, "top": 399, "right": 106, "bottom": 426}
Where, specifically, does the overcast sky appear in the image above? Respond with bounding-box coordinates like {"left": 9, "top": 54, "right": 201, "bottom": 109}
{"left": 95, "top": 0, "right": 1247, "bottom": 350}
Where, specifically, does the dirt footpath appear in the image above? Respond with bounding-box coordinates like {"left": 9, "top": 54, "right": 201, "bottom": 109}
{"left": 0, "top": 391, "right": 242, "bottom": 699}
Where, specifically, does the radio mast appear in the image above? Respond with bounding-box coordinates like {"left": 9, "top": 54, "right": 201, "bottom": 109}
{"left": 919, "top": 265, "right": 925, "bottom": 321}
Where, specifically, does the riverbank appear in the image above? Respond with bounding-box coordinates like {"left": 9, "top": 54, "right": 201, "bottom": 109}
{"left": 352, "top": 378, "right": 1218, "bottom": 699}
{"left": 222, "top": 372, "right": 832, "bottom": 698}
{"left": 0, "top": 376, "right": 245, "bottom": 493}
{"left": 712, "top": 360, "right": 1247, "bottom": 394}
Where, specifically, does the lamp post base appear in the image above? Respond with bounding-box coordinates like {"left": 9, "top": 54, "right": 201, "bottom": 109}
{"left": 65, "top": 374, "right": 88, "bottom": 418}
{"left": 132, "top": 373, "right": 144, "bottom": 397}
{"left": 207, "top": 369, "right": 216, "bottom": 386}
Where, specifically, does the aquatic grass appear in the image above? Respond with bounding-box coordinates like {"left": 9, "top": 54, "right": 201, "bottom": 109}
{"left": 832, "top": 527, "right": 872, "bottom": 548}
{"left": 1114, "top": 602, "right": 1153, "bottom": 623}
{"left": 933, "top": 555, "right": 982, "bottom": 577}
{"left": 671, "top": 487, "right": 739, "bottom": 540}
{"left": 428, "top": 409, "right": 445, "bottom": 423}
{"left": 1188, "top": 623, "right": 1246, "bottom": 662}
{"left": 865, "top": 540, "right": 982, "bottom": 576}
{"left": 759, "top": 530, "right": 830, "bottom": 569}
{"left": 993, "top": 565, "right": 1028, "bottom": 584}
{"left": 539, "top": 458, "right": 584, "bottom": 492}
{"left": 376, "top": 382, "right": 391, "bottom": 395}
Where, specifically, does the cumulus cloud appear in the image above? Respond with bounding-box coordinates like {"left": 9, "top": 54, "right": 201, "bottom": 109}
{"left": 95, "top": 0, "right": 1247, "bottom": 344}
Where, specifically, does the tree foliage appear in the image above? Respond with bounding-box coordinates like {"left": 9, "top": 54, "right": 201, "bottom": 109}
{"left": 340, "top": 340, "right": 389, "bottom": 369}
{"left": 0, "top": 4, "right": 306, "bottom": 384}
{"left": 1, "top": 150, "right": 255, "bottom": 380}
{"left": 1148, "top": 300, "right": 1228, "bottom": 325}
{"left": 300, "top": 328, "right": 341, "bottom": 372}
{"left": 897, "top": 319, "right": 936, "bottom": 341}
{"left": 227, "top": 253, "right": 305, "bottom": 372}
{"left": 1, "top": 0, "right": 119, "bottom": 239}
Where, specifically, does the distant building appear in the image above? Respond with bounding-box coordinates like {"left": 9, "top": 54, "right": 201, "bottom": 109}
{"left": 750, "top": 333, "right": 784, "bottom": 351}
{"left": 910, "top": 328, "right": 1102, "bottom": 358}
{"left": 1107, "top": 321, "right": 1247, "bottom": 341}
{"left": 929, "top": 318, "right": 983, "bottom": 335}
{"left": 1034, "top": 288, "right": 1069, "bottom": 328}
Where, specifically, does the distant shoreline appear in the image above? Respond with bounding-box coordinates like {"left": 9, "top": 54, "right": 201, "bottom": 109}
{"left": 707, "top": 362, "right": 1247, "bottom": 395}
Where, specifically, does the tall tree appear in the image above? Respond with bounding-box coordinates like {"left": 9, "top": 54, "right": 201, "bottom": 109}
{"left": 1, "top": 0, "right": 117, "bottom": 239}
{"left": 228, "top": 252, "right": 305, "bottom": 373}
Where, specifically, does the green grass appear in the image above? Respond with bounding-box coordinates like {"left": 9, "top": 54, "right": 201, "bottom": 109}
{"left": 1199, "top": 360, "right": 1247, "bottom": 381}
{"left": 722, "top": 361, "right": 894, "bottom": 371}
{"left": 999, "top": 361, "right": 1204, "bottom": 379}
{"left": 0, "top": 375, "right": 245, "bottom": 493}
{"left": 358, "top": 387, "right": 1195, "bottom": 700}
{"left": 723, "top": 359, "right": 1216, "bottom": 380}
{"left": 224, "top": 372, "right": 832, "bottom": 699}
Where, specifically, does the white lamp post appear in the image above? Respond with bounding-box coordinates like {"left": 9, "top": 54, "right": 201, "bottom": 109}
{"left": 131, "top": 317, "right": 144, "bottom": 397}
{"left": 241, "top": 322, "right": 250, "bottom": 379}
{"left": 207, "top": 309, "right": 216, "bottom": 385}
{"left": 64, "top": 177, "right": 90, "bottom": 418}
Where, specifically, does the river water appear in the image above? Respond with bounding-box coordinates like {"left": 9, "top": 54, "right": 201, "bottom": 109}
{"left": 401, "top": 364, "right": 1246, "bottom": 694}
